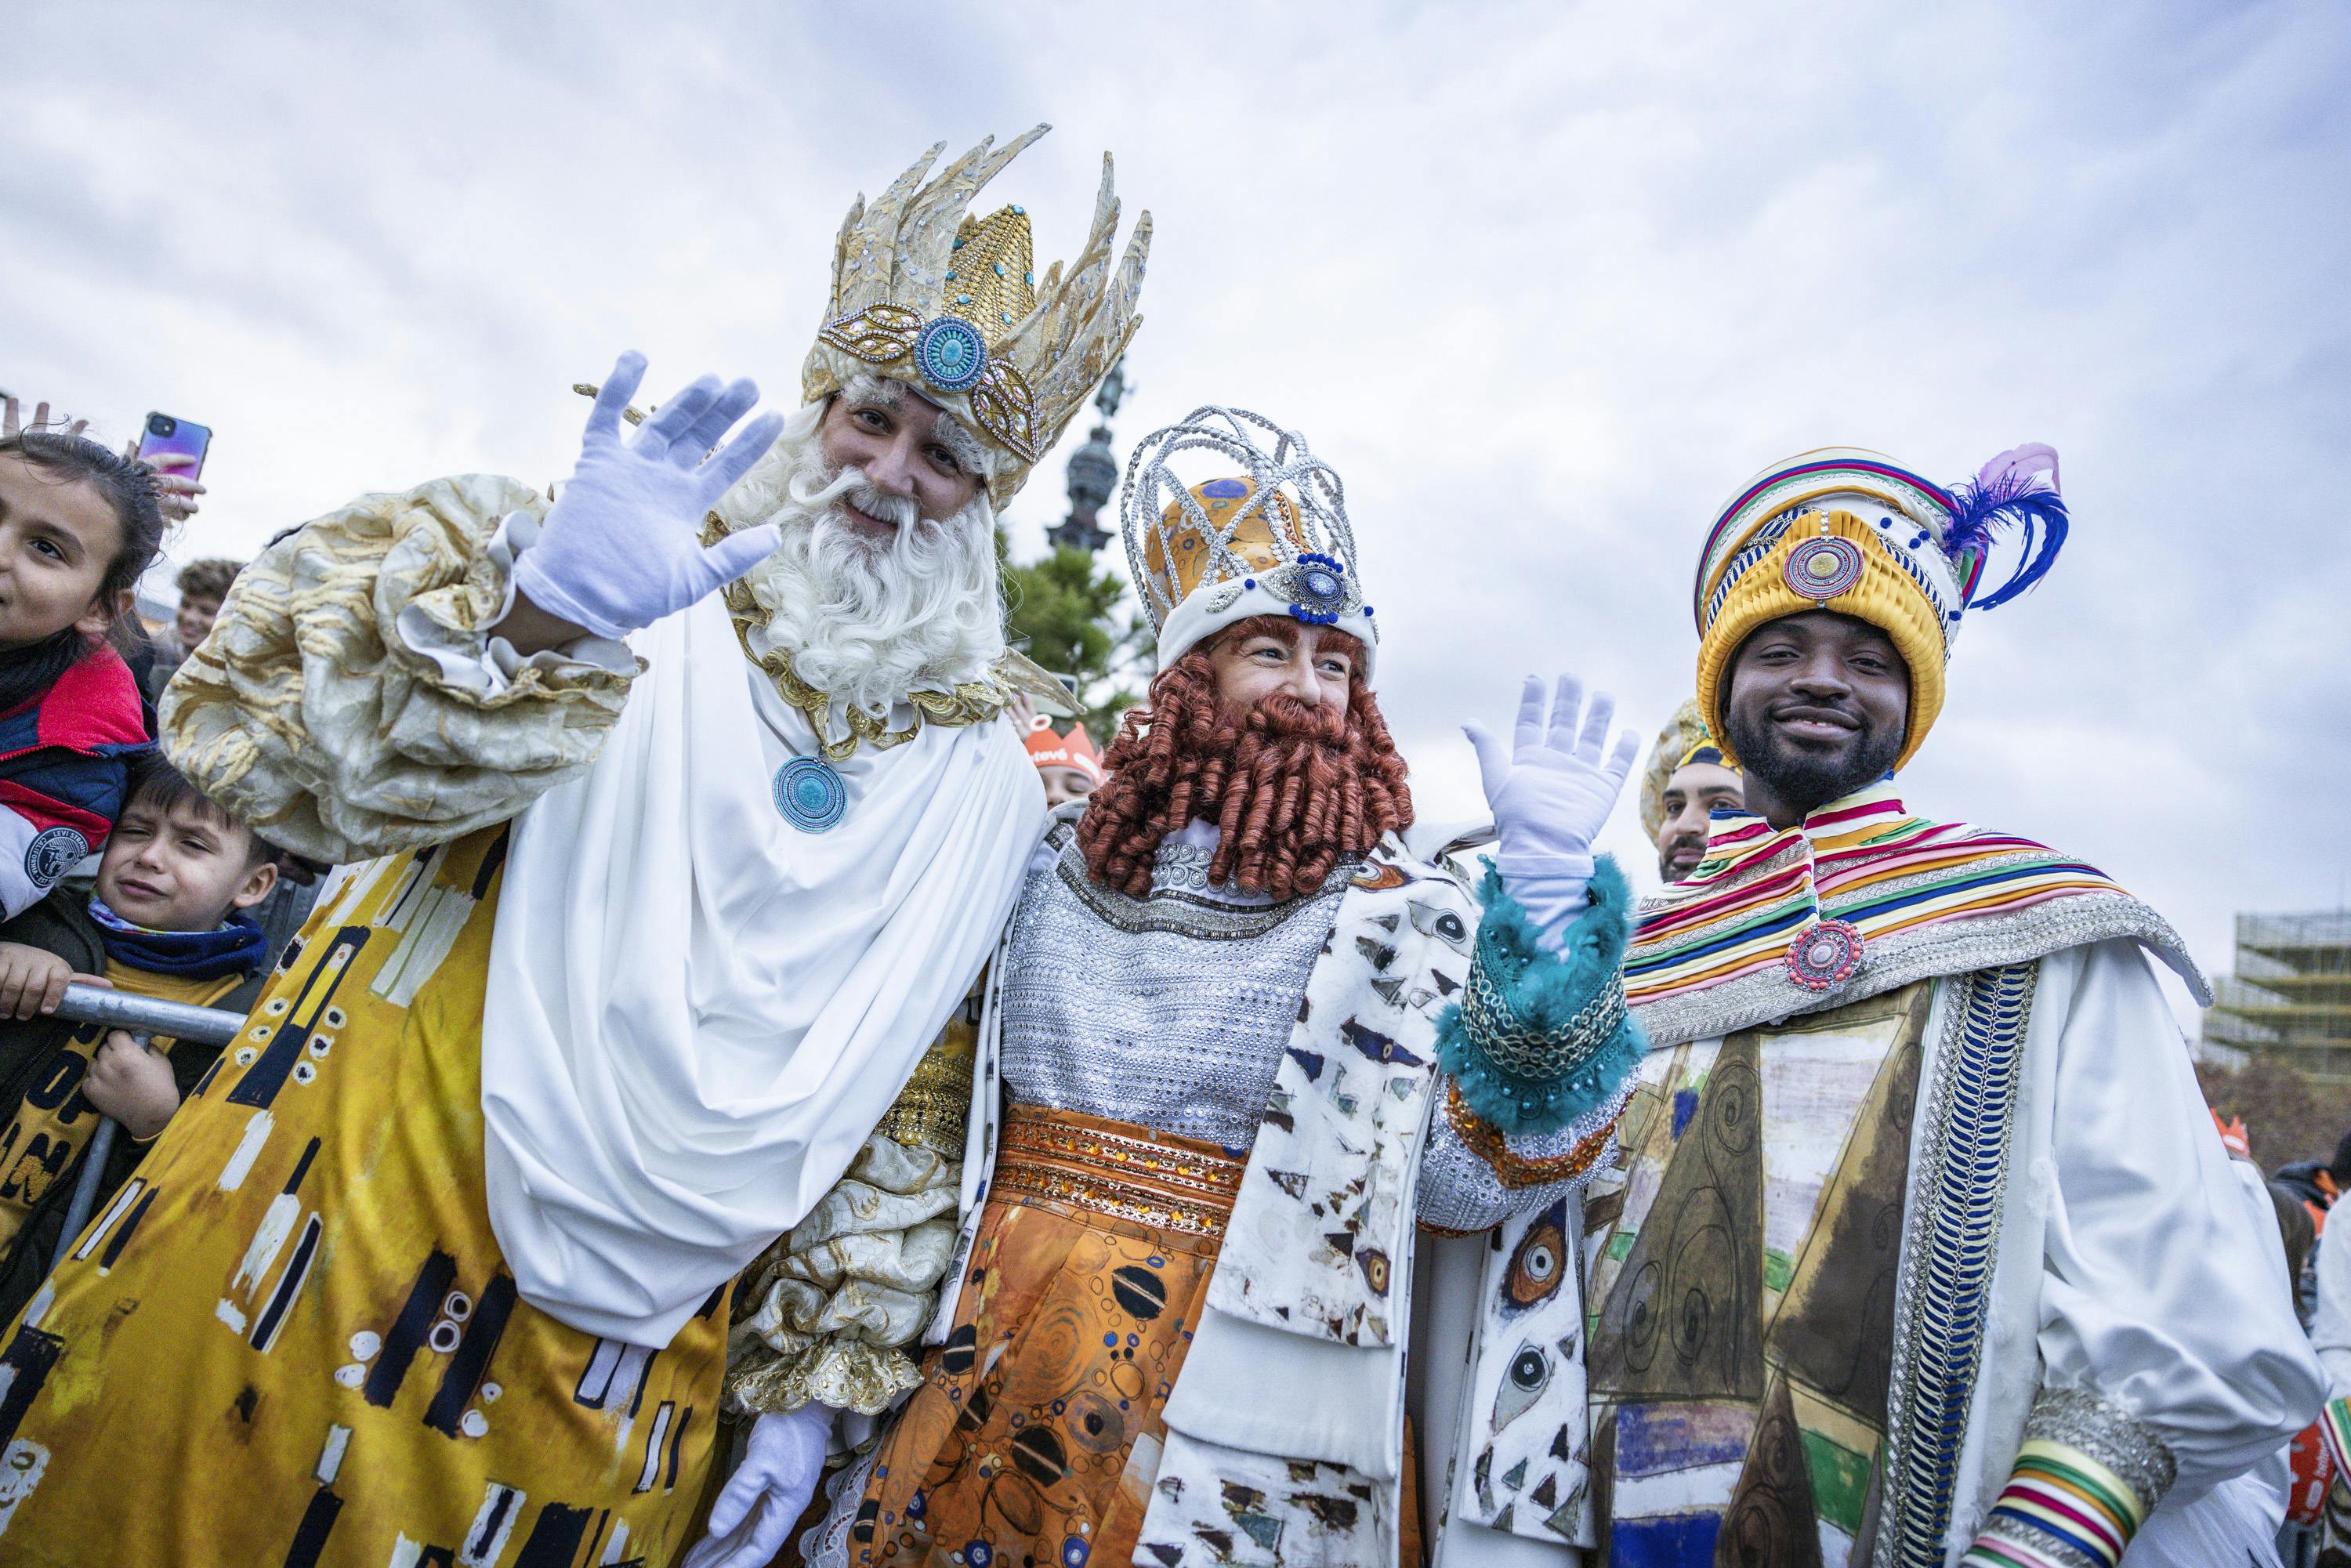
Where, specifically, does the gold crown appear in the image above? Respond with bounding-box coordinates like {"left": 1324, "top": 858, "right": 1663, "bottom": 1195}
{"left": 1121, "top": 407, "right": 1377, "bottom": 673}
{"left": 802, "top": 127, "right": 1150, "bottom": 510}
{"left": 1142, "top": 478, "right": 1310, "bottom": 612}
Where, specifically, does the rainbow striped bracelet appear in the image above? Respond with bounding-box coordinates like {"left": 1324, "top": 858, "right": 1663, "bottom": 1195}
{"left": 1961, "top": 1439, "right": 2150, "bottom": 1568}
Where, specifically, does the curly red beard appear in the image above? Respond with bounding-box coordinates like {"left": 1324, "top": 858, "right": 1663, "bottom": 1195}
{"left": 1077, "top": 639, "right": 1413, "bottom": 902}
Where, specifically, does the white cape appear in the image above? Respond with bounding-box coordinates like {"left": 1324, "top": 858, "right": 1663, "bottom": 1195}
{"left": 480, "top": 592, "right": 1041, "bottom": 1345}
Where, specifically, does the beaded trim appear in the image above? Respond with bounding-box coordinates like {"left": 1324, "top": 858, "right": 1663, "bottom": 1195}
{"left": 2020, "top": 1389, "right": 2175, "bottom": 1519}
{"left": 1462, "top": 945, "right": 1629, "bottom": 1080}
{"left": 874, "top": 1037, "right": 976, "bottom": 1159}
{"left": 1052, "top": 827, "right": 1357, "bottom": 941}
{"left": 1694, "top": 458, "right": 1957, "bottom": 633}
{"left": 994, "top": 1105, "right": 1244, "bottom": 1239}
{"left": 816, "top": 302, "right": 1041, "bottom": 462}
{"left": 1877, "top": 961, "right": 2040, "bottom": 1568}
{"left": 1440, "top": 1081, "right": 1618, "bottom": 1190}
{"left": 1148, "top": 840, "right": 1252, "bottom": 898}
{"left": 1703, "top": 508, "right": 1802, "bottom": 631}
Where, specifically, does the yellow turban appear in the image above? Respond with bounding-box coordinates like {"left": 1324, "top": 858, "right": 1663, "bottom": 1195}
{"left": 1690, "top": 445, "right": 2067, "bottom": 773}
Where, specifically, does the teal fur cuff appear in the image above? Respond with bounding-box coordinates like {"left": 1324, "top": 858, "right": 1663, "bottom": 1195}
{"left": 1433, "top": 855, "right": 1646, "bottom": 1137}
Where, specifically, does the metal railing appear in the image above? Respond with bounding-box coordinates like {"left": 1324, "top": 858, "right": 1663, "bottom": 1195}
{"left": 49, "top": 983, "right": 249, "bottom": 1266}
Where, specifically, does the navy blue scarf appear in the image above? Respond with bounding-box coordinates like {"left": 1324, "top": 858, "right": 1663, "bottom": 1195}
{"left": 88, "top": 898, "right": 268, "bottom": 980}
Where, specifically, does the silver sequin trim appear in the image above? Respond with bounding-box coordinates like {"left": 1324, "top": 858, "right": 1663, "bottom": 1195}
{"left": 1053, "top": 827, "right": 1357, "bottom": 940}
{"left": 1876, "top": 961, "right": 2038, "bottom": 1568}
{"left": 1634, "top": 890, "right": 2202, "bottom": 1051}
{"left": 2027, "top": 1385, "right": 2177, "bottom": 1515}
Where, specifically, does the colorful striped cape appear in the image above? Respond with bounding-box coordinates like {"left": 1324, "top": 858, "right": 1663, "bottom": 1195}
{"left": 1621, "top": 782, "right": 2198, "bottom": 1048}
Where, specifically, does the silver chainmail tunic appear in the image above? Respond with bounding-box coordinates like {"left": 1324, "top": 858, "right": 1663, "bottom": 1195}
{"left": 999, "top": 829, "right": 1353, "bottom": 1151}
{"left": 995, "top": 822, "right": 1603, "bottom": 1233}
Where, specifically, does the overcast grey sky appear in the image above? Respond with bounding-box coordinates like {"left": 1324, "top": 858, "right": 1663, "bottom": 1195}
{"left": 6, "top": 1, "right": 2346, "bottom": 1020}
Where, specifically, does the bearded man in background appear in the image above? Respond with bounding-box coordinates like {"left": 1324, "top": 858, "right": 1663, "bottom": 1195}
{"left": 1639, "top": 696, "right": 1744, "bottom": 884}
{"left": 0, "top": 129, "right": 1147, "bottom": 1568}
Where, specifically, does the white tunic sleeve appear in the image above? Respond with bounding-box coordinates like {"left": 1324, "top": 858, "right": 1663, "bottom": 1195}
{"left": 2035, "top": 938, "right": 2324, "bottom": 1490}
{"left": 2309, "top": 1207, "right": 2351, "bottom": 1398}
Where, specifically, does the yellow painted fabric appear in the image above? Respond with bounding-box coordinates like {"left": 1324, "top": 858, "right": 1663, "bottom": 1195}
{"left": 1694, "top": 507, "right": 1948, "bottom": 772}
{"left": 0, "top": 961, "right": 245, "bottom": 1250}
{"left": 0, "top": 828, "right": 726, "bottom": 1567}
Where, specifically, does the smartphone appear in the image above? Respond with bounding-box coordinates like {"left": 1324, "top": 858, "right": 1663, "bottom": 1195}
{"left": 136, "top": 412, "right": 212, "bottom": 481}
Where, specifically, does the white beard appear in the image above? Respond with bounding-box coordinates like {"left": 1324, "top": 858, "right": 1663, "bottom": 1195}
{"left": 718, "top": 411, "right": 1006, "bottom": 721}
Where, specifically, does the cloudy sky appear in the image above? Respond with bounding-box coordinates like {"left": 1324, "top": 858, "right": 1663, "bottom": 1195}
{"left": 8, "top": 2, "right": 2346, "bottom": 1023}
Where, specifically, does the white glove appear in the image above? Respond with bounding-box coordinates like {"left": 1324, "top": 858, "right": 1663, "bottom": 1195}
{"left": 1464, "top": 675, "right": 1641, "bottom": 943}
{"left": 511, "top": 349, "right": 787, "bottom": 642}
{"left": 681, "top": 1403, "right": 834, "bottom": 1568}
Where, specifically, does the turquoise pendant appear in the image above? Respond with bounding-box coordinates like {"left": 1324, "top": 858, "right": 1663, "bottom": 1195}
{"left": 773, "top": 755, "right": 847, "bottom": 832}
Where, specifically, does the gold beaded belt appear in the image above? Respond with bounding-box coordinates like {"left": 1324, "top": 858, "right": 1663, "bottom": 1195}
{"left": 995, "top": 1104, "right": 1246, "bottom": 1239}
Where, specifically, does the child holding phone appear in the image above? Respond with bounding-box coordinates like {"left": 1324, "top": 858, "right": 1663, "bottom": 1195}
{"left": 0, "top": 429, "right": 167, "bottom": 923}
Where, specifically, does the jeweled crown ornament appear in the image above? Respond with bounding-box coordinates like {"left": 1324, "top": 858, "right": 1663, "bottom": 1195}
{"left": 802, "top": 126, "right": 1151, "bottom": 511}
{"left": 1121, "top": 407, "right": 1378, "bottom": 675}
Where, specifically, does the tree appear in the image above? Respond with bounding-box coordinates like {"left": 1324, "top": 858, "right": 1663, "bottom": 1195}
{"left": 998, "top": 531, "right": 1149, "bottom": 744}
{"left": 2197, "top": 1055, "right": 2351, "bottom": 1173}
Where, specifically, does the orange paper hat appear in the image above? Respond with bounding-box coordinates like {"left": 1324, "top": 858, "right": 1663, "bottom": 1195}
{"left": 1024, "top": 715, "right": 1105, "bottom": 786}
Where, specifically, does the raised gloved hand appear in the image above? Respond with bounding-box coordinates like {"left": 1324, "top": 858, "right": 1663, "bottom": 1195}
{"left": 511, "top": 350, "right": 787, "bottom": 643}
{"left": 680, "top": 1402, "right": 834, "bottom": 1568}
{"left": 1465, "top": 675, "right": 1641, "bottom": 941}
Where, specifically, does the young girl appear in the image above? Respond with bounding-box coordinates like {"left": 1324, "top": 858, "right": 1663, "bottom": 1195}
{"left": 0, "top": 431, "right": 165, "bottom": 945}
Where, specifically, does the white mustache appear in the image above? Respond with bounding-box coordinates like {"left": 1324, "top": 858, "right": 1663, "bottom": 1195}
{"left": 797, "top": 464, "right": 921, "bottom": 532}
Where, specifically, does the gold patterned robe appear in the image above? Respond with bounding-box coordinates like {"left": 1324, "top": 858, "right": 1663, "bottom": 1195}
{"left": 0, "top": 477, "right": 974, "bottom": 1566}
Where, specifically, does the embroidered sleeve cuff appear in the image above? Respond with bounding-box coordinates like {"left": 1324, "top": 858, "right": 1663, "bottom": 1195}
{"left": 725, "top": 1337, "right": 921, "bottom": 1418}
{"left": 1433, "top": 855, "right": 1646, "bottom": 1137}
{"left": 393, "top": 510, "right": 635, "bottom": 701}
{"left": 723, "top": 1133, "right": 962, "bottom": 1418}
{"left": 1962, "top": 1387, "right": 2176, "bottom": 1568}
{"left": 873, "top": 1026, "right": 978, "bottom": 1161}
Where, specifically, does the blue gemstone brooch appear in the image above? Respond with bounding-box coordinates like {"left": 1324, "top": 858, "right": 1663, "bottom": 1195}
{"left": 912, "top": 317, "right": 988, "bottom": 394}
{"left": 773, "top": 755, "right": 848, "bottom": 833}
{"left": 1266, "top": 550, "right": 1360, "bottom": 628}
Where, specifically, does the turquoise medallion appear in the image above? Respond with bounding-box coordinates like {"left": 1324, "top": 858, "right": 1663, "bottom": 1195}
{"left": 913, "top": 316, "right": 987, "bottom": 394}
{"left": 773, "top": 755, "right": 848, "bottom": 832}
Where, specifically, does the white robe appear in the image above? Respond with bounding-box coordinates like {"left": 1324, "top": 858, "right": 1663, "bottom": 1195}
{"left": 405, "top": 525, "right": 1044, "bottom": 1345}
{"left": 1419, "top": 938, "right": 2319, "bottom": 1566}
{"left": 2310, "top": 1183, "right": 2351, "bottom": 1398}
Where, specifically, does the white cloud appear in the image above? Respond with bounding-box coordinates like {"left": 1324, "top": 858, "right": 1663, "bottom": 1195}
{"left": 6, "top": 0, "right": 2346, "bottom": 1024}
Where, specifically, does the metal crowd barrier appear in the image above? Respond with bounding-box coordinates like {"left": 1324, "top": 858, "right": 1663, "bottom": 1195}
{"left": 49, "top": 982, "right": 251, "bottom": 1266}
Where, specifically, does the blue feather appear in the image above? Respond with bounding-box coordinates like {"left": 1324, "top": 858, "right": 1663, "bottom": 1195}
{"left": 1946, "top": 469, "right": 2069, "bottom": 610}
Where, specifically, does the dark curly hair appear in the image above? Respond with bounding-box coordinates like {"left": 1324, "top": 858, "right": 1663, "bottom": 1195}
{"left": 0, "top": 431, "right": 168, "bottom": 714}
{"left": 173, "top": 556, "right": 242, "bottom": 605}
